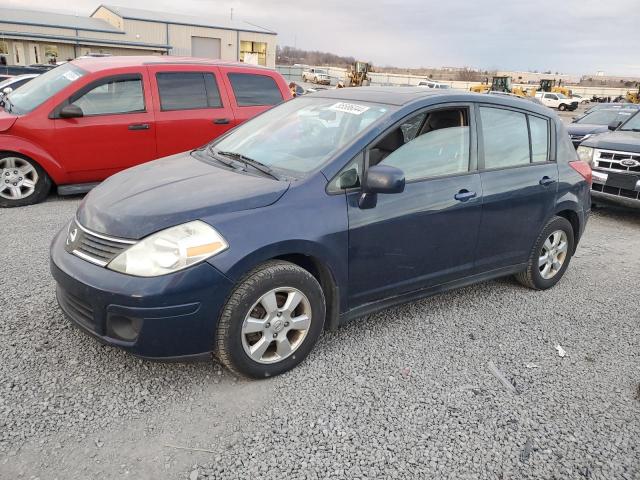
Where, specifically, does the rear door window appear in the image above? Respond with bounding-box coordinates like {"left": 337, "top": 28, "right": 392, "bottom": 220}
{"left": 227, "top": 73, "right": 283, "bottom": 107}
{"left": 156, "top": 72, "right": 222, "bottom": 111}
{"left": 529, "top": 115, "right": 549, "bottom": 163}
{"left": 480, "top": 107, "right": 530, "bottom": 169}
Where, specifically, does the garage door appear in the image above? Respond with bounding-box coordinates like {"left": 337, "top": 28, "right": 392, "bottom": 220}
{"left": 191, "top": 37, "right": 221, "bottom": 59}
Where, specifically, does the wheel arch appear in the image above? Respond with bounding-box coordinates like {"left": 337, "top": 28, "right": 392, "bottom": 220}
{"left": 554, "top": 208, "right": 580, "bottom": 253}
{"left": 0, "top": 135, "right": 66, "bottom": 185}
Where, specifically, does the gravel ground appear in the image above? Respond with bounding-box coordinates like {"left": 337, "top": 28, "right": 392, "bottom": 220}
{"left": 1, "top": 105, "right": 638, "bottom": 479}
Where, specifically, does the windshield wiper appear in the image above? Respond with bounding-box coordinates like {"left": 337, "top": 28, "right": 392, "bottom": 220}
{"left": 216, "top": 150, "right": 280, "bottom": 180}
{"left": 1, "top": 96, "right": 12, "bottom": 113}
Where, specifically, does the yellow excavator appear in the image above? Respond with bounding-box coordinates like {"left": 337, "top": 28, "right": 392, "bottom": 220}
{"left": 538, "top": 78, "right": 572, "bottom": 97}
{"left": 470, "top": 76, "right": 531, "bottom": 97}
{"left": 347, "top": 61, "right": 371, "bottom": 87}
{"left": 625, "top": 86, "right": 640, "bottom": 104}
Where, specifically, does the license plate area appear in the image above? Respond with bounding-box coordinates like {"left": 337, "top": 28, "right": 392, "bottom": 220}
{"left": 606, "top": 172, "right": 639, "bottom": 191}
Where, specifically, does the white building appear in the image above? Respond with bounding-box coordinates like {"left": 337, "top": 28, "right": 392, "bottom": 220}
{"left": 0, "top": 5, "right": 277, "bottom": 67}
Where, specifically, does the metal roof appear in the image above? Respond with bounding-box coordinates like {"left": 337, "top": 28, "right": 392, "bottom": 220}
{"left": 0, "top": 6, "right": 122, "bottom": 33}
{"left": 97, "top": 5, "right": 277, "bottom": 35}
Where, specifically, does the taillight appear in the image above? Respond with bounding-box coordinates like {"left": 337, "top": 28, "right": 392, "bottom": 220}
{"left": 569, "top": 160, "right": 592, "bottom": 185}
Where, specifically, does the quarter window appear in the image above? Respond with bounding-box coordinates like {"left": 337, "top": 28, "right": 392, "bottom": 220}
{"left": 376, "top": 108, "right": 470, "bottom": 181}
{"left": 227, "top": 73, "right": 283, "bottom": 107}
{"left": 71, "top": 76, "right": 144, "bottom": 116}
{"left": 156, "top": 72, "right": 222, "bottom": 111}
{"left": 529, "top": 115, "right": 549, "bottom": 162}
{"left": 480, "top": 107, "right": 530, "bottom": 169}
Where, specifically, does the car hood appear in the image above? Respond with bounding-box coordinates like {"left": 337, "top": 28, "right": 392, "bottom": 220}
{"left": 567, "top": 124, "right": 608, "bottom": 136}
{"left": 0, "top": 109, "right": 17, "bottom": 132}
{"left": 581, "top": 130, "right": 640, "bottom": 153}
{"left": 77, "top": 152, "right": 290, "bottom": 239}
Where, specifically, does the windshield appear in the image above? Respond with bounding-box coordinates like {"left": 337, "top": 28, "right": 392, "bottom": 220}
{"left": 577, "top": 109, "right": 635, "bottom": 125}
{"left": 210, "top": 97, "right": 391, "bottom": 174}
{"left": 5, "top": 63, "right": 87, "bottom": 114}
{"left": 619, "top": 111, "right": 640, "bottom": 131}
{"left": 315, "top": 69, "right": 328, "bottom": 75}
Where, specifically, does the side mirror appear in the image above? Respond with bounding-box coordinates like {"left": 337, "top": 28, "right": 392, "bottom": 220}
{"left": 359, "top": 165, "right": 405, "bottom": 209}
{"left": 2, "top": 87, "right": 13, "bottom": 95}
{"left": 608, "top": 120, "right": 622, "bottom": 131}
{"left": 59, "top": 104, "right": 83, "bottom": 119}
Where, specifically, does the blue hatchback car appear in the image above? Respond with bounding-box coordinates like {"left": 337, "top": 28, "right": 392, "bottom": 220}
{"left": 51, "top": 88, "right": 591, "bottom": 378}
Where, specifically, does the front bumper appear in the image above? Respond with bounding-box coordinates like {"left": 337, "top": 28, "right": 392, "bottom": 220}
{"left": 50, "top": 226, "right": 235, "bottom": 359}
{"left": 591, "top": 169, "right": 640, "bottom": 208}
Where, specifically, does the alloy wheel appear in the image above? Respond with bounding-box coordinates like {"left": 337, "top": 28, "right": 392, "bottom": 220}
{"left": 538, "top": 230, "right": 569, "bottom": 280}
{"left": 0, "top": 157, "right": 39, "bottom": 200}
{"left": 241, "top": 287, "right": 312, "bottom": 364}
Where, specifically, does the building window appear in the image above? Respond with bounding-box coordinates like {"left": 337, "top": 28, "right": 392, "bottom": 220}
{"left": 0, "top": 41, "right": 8, "bottom": 55}
{"left": 240, "top": 41, "right": 267, "bottom": 66}
{"left": 44, "top": 45, "right": 59, "bottom": 64}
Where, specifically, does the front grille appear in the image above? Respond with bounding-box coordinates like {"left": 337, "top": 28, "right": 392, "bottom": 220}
{"left": 65, "top": 220, "right": 135, "bottom": 267}
{"left": 56, "top": 286, "right": 95, "bottom": 331}
{"left": 595, "top": 149, "right": 640, "bottom": 173}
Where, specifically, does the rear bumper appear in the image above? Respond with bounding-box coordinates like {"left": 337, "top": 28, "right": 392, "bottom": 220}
{"left": 50, "top": 226, "right": 235, "bottom": 359}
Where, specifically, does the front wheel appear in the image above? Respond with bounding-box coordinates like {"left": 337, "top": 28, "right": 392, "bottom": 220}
{"left": 215, "top": 260, "right": 326, "bottom": 378}
{"left": 515, "top": 216, "right": 574, "bottom": 290}
{"left": 0, "top": 154, "right": 52, "bottom": 207}
{"left": 558, "top": 104, "right": 567, "bottom": 111}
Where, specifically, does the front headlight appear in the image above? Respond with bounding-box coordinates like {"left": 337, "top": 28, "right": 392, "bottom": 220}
{"left": 576, "top": 146, "right": 594, "bottom": 166}
{"left": 107, "top": 220, "right": 228, "bottom": 277}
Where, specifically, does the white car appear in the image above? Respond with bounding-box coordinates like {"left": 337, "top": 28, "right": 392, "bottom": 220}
{"left": 535, "top": 92, "right": 579, "bottom": 111}
{"left": 571, "top": 94, "right": 589, "bottom": 104}
{"left": 0, "top": 73, "right": 39, "bottom": 98}
{"left": 417, "top": 80, "right": 450, "bottom": 89}
{"left": 302, "top": 68, "right": 331, "bottom": 85}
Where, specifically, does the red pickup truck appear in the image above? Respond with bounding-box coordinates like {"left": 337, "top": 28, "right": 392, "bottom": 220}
{"left": 0, "top": 56, "right": 292, "bottom": 207}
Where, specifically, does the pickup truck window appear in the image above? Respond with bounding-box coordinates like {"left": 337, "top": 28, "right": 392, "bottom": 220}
{"left": 227, "top": 73, "right": 283, "bottom": 107}
{"left": 156, "top": 72, "right": 222, "bottom": 111}
{"left": 71, "top": 76, "right": 144, "bottom": 116}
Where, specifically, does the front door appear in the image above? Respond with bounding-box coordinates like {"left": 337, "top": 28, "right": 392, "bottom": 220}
{"left": 53, "top": 72, "right": 157, "bottom": 183}
{"left": 474, "top": 105, "right": 558, "bottom": 271}
{"left": 147, "top": 65, "right": 236, "bottom": 157}
{"left": 346, "top": 104, "right": 483, "bottom": 309}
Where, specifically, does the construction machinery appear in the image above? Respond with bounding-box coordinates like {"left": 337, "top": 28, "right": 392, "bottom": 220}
{"left": 470, "top": 76, "right": 532, "bottom": 97}
{"left": 625, "top": 86, "right": 640, "bottom": 104}
{"left": 347, "top": 61, "right": 371, "bottom": 87}
{"left": 538, "top": 78, "right": 572, "bottom": 97}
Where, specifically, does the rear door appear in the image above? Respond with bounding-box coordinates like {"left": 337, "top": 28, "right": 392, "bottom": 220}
{"left": 475, "top": 105, "right": 558, "bottom": 271}
{"left": 53, "top": 71, "right": 156, "bottom": 182}
{"left": 147, "top": 65, "right": 235, "bottom": 157}
{"left": 220, "top": 67, "right": 287, "bottom": 126}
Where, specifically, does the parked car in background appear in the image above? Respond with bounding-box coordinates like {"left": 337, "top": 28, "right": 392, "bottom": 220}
{"left": 0, "top": 56, "right": 291, "bottom": 207}
{"left": 417, "top": 80, "right": 450, "bottom": 89}
{"left": 536, "top": 92, "right": 578, "bottom": 111}
{"left": 583, "top": 102, "right": 640, "bottom": 116}
{"left": 0, "top": 74, "right": 39, "bottom": 99}
{"left": 51, "top": 88, "right": 591, "bottom": 378}
{"left": 567, "top": 108, "right": 638, "bottom": 147}
{"left": 578, "top": 110, "right": 640, "bottom": 208}
{"left": 302, "top": 68, "right": 331, "bottom": 85}
{"left": 570, "top": 94, "right": 589, "bottom": 104}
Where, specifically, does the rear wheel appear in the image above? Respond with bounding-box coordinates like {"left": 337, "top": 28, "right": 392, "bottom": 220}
{"left": 558, "top": 104, "right": 567, "bottom": 111}
{"left": 215, "top": 260, "right": 325, "bottom": 378}
{"left": 515, "top": 216, "right": 574, "bottom": 290}
{"left": 0, "top": 154, "right": 51, "bottom": 207}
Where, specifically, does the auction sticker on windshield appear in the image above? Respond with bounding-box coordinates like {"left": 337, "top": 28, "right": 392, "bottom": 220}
{"left": 328, "top": 102, "right": 370, "bottom": 115}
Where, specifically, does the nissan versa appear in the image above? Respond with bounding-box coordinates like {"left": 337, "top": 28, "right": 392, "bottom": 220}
{"left": 50, "top": 88, "right": 592, "bottom": 378}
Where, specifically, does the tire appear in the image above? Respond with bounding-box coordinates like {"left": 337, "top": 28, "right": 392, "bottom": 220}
{"left": 558, "top": 104, "right": 567, "bottom": 111}
{"left": 215, "top": 260, "right": 326, "bottom": 378}
{"left": 0, "top": 153, "right": 51, "bottom": 208}
{"left": 515, "top": 216, "right": 575, "bottom": 290}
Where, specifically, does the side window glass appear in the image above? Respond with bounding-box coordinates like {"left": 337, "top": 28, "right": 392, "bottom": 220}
{"left": 399, "top": 113, "right": 426, "bottom": 143}
{"left": 156, "top": 72, "right": 222, "bottom": 111}
{"left": 327, "top": 153, "right": 363, "bottom": 192}
{"left": 529, "top": 115, "right": 549, "bottom": 162}
{"left": 227, "top": 73, "right": 283, "bottom": 107}
{"left": 375, "top": 108, "right": 470, "bottom": 181}
{"left": 480, "top": 107, "right": 530, "bottom": 169}
{"left": 71, "top": 77, "right": 144, "bottom": 115}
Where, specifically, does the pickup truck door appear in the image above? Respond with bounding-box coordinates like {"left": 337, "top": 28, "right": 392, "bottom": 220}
{"left": 146, "top": 65, "right": 236, "bottom": 158}
{"left": 53, "top": 71, "right": 157, "bottom": 182}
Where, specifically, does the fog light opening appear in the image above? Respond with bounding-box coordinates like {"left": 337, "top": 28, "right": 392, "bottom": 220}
{"left": 107, "top": 315, "right": 143, "bottom": 342}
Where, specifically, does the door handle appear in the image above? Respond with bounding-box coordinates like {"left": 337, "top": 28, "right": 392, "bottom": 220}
{"left": 128, "top": 123, "right": 150, "bottom": 130}
{"left": 454, "top": 189, "right": 477, "bottom": 202}
{"left": 213, "top": 118, "right": 230, "bottom": 125}
{"left": 539, "top": 176, "right": 556, "bottom": 186}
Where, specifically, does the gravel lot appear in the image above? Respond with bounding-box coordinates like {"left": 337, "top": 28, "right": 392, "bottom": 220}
{"left": 1, "top": 105, "right": 639, "bottom": 479}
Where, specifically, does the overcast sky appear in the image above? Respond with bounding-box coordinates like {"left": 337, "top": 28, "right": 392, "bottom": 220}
{"left": 6, "top": 0, "right": 640, "bottom": 75}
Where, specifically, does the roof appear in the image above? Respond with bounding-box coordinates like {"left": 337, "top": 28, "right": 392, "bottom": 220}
{"left": 70, "top": 55, "right": 273, "bottom": 72}
{"left": 311, "top": 86, "right": 555, "bottom": 116}
{"left": 0, "top": 6, "right": 122, "bottom": 33}
{"left": 96, "top": 4, "right": 277, "bottom": 35}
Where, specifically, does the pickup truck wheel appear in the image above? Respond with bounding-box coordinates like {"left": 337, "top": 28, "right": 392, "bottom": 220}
{"left": 0, "top": 154, "right": 51, "bottom": 208}
{"left": 558, "top": 104, "right": 567, "bottom": 111}
{"left": 515, "top": 216, "right": 574, "bottom": 290}
{"left": 215, "top": 260, "right": 325, "bottom": 378}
